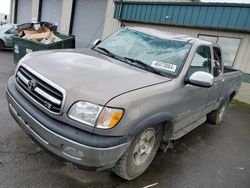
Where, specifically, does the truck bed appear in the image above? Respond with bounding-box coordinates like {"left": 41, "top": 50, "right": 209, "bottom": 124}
{"left": 224, "top": 66, "right": 241, "bottom": 74}
{"left": 222, "top": 66, "right": 241, "bottom": 101}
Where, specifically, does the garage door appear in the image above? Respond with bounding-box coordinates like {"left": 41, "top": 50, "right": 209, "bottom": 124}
{"left": 40, "top": 0, "right": 62, "bottom": 31}
{"left": 16, "top": 0, "right": 32, "bottom": 24}
{"left": 72, "top": 0, "right": 108, "bottom": 48}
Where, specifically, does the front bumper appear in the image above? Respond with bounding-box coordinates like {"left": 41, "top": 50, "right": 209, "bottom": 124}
{"left": 6, "top": 76, "right": 130, "bottom": 170}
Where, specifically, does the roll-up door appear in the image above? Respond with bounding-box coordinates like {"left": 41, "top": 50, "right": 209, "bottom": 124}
{"left": 72, "top": 0, "right": 108, "bottom": 48}
{"left": 40, "top": 0, "right": 62, "bottom": 30}
{"left": 16, "top": 0, "right": 32, "bottom": 24}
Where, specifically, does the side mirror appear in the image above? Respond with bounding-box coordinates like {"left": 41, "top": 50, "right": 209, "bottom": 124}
{"left": 93, "top": 39, "right": 101, "bottom": 47}
{"left": 186, "top": 71, "right": 214, "bottom": 87}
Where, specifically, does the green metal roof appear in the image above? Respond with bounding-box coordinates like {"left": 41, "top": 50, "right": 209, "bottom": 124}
{"left": 114, "top": 1, "right": 250, "bottom": 32}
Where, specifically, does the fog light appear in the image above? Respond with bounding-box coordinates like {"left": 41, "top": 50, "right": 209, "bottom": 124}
{"left": 62, "top": 146, "right": 83, "bottom": 160}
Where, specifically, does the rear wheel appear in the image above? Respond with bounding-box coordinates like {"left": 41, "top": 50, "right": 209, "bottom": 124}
{"left": 0, "top": 40, "right": 4, "bottom": 50}
{"left": 112, "top": 125, "right": 163, "bottom": 180}
{"left": 207, "top": 99, "right": 229, "bottom": 125}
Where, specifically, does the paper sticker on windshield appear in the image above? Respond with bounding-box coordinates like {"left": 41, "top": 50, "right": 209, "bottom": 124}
{"left": 151, "top": 61, "right": 177, "bottom": 72}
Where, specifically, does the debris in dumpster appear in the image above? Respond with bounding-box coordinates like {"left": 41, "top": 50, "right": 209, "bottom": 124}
{"left": 18, "top": 23, "right": 61, "bottom": 44}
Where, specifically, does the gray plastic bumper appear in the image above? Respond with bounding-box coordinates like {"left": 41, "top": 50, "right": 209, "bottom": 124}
{"left": 6, "top": 87, "right": 129, "bottom": 170}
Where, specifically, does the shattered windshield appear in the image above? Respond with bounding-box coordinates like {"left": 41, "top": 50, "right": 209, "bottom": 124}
{"left": 97, "top": 28, "right": 192, "bottom": 77}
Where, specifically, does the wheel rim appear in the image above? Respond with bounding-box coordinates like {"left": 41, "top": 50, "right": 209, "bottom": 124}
{"left": 219, "top": 104, "right": 226, "bottom": 121}
{"left": 133, "top": 128, "right": 156, "bottom": 166}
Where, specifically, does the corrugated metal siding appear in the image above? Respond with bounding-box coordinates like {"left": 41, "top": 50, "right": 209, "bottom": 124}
{"left": 103, "top": 0, "right": 191, "bottom": 38}
{"left": 113, "top": 1, "right": 250, "bottom": 32}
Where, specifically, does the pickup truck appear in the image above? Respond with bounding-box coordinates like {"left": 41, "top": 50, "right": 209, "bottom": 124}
{"left": 6, "top": 27, "right": 241, "bottom": 180}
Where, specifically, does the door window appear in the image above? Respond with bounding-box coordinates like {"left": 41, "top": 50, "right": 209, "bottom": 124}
{"left": 213, "top": 47, "right": 222, "bottom": 77}
{"left": 187, "top": 46, "right": 211, "bottom": 76}
{"left": 5, "top": 28, "right": 17, "bottom": 34}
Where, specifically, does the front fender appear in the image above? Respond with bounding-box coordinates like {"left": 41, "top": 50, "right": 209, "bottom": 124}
{"left": 128, "top": 112, "right": 175, "bottom": 136}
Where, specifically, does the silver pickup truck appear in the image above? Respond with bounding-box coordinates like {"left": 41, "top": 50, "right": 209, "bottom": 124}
{"left": 6, "top": 27, "right": 241, "bottom": 180}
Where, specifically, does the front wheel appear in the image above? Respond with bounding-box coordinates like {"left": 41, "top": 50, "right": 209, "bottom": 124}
{"left": 207, "top": 99, "right": 229, "bottom": 125}
{"left": 112, "top": 125, "right": 163, "bottom": 180}
{"left": 0, "top": 40, "right": 4, "bottom": 50}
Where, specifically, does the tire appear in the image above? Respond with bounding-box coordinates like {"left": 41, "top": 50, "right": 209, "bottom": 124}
{"left": 0, "top": 40, "right": 4, "bottom": 50}
{"left": 207, "top": 99, "right": 229, "bottom": 125}
{"left": 112, "top": 125, "right": 163, "bottom": 180}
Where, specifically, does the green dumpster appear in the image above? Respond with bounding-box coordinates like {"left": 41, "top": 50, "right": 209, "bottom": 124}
{"left": 13, "top": 33, "right": 75, "bottom": 64}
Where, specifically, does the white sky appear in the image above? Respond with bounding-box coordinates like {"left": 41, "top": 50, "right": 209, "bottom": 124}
{"left": 201, "top": 0, "right": 250, "bottom": 3}
{"left": 0, "top": 0, "right": 11, "bottom": 14}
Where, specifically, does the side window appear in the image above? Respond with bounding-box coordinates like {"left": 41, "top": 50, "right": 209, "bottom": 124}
{"left": 187, "top": 45, "right": 211, "bottom": 76}
{"left": 6, "top": 28, "right": 17, "bottom": 35}
{"left": 213, "top": 47, "right": 222, "bottom": 77}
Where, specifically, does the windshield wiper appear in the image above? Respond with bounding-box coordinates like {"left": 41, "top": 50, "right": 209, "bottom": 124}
{"left": 124, "top": 57, "right": 165, "bottom": 77}
{"left": 93, "top": 47, "right": 165, "bottom": 77}
{"left": 94, "top": 47, "right": 116, "bottom": 58}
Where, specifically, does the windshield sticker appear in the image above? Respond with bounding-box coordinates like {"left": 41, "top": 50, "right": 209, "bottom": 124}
{"left": 151, "top": 61, "right": 177, "bottom": 72}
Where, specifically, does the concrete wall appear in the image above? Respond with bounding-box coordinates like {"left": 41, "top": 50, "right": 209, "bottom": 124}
{"left": 9, "top": 0, "right": 15, "bottom": 23}
{"left": 31, "top": 0, "right": 39, "bottom": 22}
{"left": 60, "top": 0, "right": 73, "bottom": 34}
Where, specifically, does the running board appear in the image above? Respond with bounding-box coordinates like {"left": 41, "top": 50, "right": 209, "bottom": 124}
{"left": 171, "top": 116, "right": 207, "bottom": 140}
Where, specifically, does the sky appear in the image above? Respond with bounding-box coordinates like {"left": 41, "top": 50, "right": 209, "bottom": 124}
{"left": 0, "top": 0, "right": 250, "bottom": 14}
{"left": 0, "top": 0, "right": 11, "bottom": 14}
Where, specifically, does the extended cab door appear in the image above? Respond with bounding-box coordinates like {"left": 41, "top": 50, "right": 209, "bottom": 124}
{"left": 205, "top": 46, "right": 224, "bottom": 113}
{"left": 174, "top": 45, "right": 213, "bottom": 131}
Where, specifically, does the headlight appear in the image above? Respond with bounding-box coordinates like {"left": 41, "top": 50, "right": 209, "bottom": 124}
{"left": 68, "top": 101, "right": 124, "bottom": 129}
{"left": 68, "top": 101, "right": 102, "bottom": 126}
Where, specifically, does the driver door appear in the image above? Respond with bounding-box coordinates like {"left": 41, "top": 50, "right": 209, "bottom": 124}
{"left": 174, "top": 45, "right": 213, "bottom": 131}
{"left": 205, "top": 46, "right": 224, "bottom": 113}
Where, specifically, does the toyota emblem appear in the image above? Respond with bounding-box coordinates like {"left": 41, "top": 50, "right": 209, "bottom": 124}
{"left": 44, "top": 101, "right": 52, "bottom": 109}
{"left": 28, "top": 80, "right": 37, "bottom": 91}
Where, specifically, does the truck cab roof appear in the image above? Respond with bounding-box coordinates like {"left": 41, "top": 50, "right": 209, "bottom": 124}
{"left": 129, "top": 26, "right": 216, "bottom": 46}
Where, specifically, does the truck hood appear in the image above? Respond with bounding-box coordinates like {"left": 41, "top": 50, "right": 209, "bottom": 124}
{"left": 22, "top": 49, "right": 170, "bottom": 109}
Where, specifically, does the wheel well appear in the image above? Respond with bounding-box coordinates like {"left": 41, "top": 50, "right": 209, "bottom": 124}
{"left": 0, "top": 39, "right": 5, "bottom": 46}
{"left": 230, "top": 91, "right": 236, "bottom": 101}
{"left": 162, "top": 121, "right": 173, "bottom": 142}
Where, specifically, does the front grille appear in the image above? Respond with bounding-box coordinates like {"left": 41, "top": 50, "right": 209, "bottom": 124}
{"left": 15, "top": 65, "right": 64, "bottom": 114}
